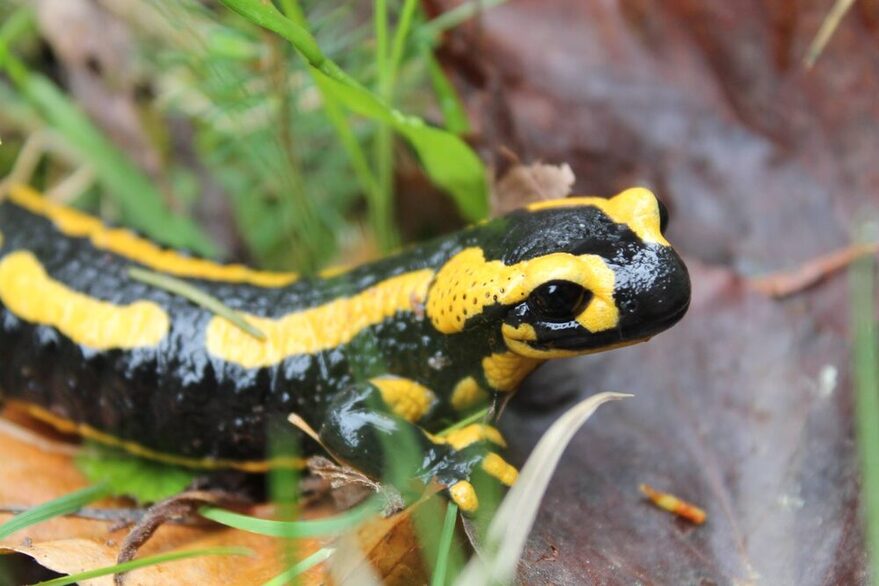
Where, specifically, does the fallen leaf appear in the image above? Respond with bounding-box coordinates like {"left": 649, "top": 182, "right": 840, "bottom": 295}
{"left": 492, "top": 162, "right": 576, "bottom": 215}
{"left": 0, "top": 412, "right": 328, "bottom": 585}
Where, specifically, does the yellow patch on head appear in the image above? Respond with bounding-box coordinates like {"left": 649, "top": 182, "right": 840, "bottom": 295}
{"left": 9, "top": 185, "right": 298, "bottom": 287}
{"left": 431, "top": 423, "right": 506, "bottom": 451}
{"left": 451, "top": 376, "right": 489, "bottom": 411}
{"left": 206, "top": 269, "right": 434, "bottom": 369}
{"left": 526, "top": 187, "right": 669, "bottom": 246}
{"left": 0, "top": 251, "right": 169, "bottom": 351}
{"left": 449, "top": 480, "right": 478, "bottom": 513}
{"left": 371, "top": 376, "right": 436, "bottom": 423}
{"left": 482, "top": 352, "right": 541, "bottom": 392}
{"left": 482, "top": 453, "right": 518, "bottom": 486}
{"left": 426, "top": 248, "right": 619, "bottom": 337}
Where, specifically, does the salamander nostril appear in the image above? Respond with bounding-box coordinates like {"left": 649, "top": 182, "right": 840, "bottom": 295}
{"left": 621, "top": 298, "right": 639, "bottom": 313}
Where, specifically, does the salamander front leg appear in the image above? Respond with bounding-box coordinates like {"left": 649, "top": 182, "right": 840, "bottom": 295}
{"left": 317, "top": 380, "right": 518, "bottom": 514}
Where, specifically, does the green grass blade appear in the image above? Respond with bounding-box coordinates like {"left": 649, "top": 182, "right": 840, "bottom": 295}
{"left": 852, "top": 224, "right": 879, "bottom": 585}
{"left": 431, "top": 502, "right": 459, "bottom": 586}
{"left": 0, "top": 484, "right": 110, "bottom": 541}
{"left": 217, "top": 0, "right": 488, "bottom": 221}
{"left": 219, "top": 0, "right": 324, "bottom": 65}
{"left": 312, "top": 67, "right": 487, "bottom": 220}
{"left": 0, "top": 13, "right": 216, "bottom": 256}
{"left": 128, "top": 267, "right": 266, "bottom": 340}
{"left": 438, "top": 408, "right": 488, "bottom": 436}
{"left": 426, "top": 51, "right": 470, "bottom": 134}
{"left": 388, "top": 0, "right": 420, "bottom": 93}
{"left": 32, "top": 546, "right": 253, "bottom": 586}
{"left": 261, "top": 546, "right": 335, "bottom": 586}
{"left": 199, "top": 497, "right": 382, "bottom": 538}
{"left": 419, "top": 0, "right": 510, "bottom": 41}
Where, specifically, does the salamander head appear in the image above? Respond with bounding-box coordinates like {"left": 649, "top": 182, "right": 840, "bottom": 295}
{"left": 425, "top": 188, "right": 691, "bottom": 359}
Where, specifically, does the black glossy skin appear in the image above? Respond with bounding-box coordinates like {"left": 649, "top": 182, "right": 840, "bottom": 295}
{"left": 0, "top": 197, "right": 690, "bottom": 476}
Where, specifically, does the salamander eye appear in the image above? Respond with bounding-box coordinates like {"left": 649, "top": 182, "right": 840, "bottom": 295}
{"left": 528, "top": 280, "right": 592, "bottom": 320}
{"left": 657, "top": 198, "right": 669, "bottom": 233}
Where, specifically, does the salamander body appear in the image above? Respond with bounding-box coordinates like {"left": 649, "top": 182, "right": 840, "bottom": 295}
{"left": 0, "top": 185, "right": 690, "bottom": 511}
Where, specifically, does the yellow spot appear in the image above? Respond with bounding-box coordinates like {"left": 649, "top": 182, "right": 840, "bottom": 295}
{"left": 526, "top": 187, "right": 670, "bottom": 246}
{"left": 426, "top": 248, "right": 619, "bottom": 336}
{"left": 0, "top": 251, "right": 169, "bottom": 351}
{"left": 371, "top": 376, "right": 436, "bottom": 422}
{"left": 451, "top": 377, "right": 489, "bottom": 411}
{"left": 432, "top": 423, "right": 506, "bottom": 451}
{"left": 449, "top": 480, "right": 478, "bottom": 513}
{"left": 206, "top": 269, "right": 434, "bottom": 368}
{"left": 15, "top": 401, "right": 303, "bottom": 472}
{"left": 482, "top": 352, "right": 541, "bottom": 392}
{"left": 482, "top": 453, "right": 518, "bottom": 486}
{"left": 9, "top": 185, "right": 298, "bottom": 287}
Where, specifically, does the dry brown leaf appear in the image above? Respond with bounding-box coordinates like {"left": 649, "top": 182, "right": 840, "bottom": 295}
{"left": 492, "top": 162, "right": 576, "bottom": 216}
{"left": 330, "top": 490, "right": 447, "bottom": 586}
{"left": 0, "top": 411, "right": 331, "bottom": 585}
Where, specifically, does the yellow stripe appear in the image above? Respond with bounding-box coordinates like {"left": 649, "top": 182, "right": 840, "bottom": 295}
{"left": 16, "top": 402, "right": 304, "bottom": 472}
{"left": 206, "top": 269, "right": 435, "bottom": 369}
{"left": 526, "top": 187, "right": 669, "bottom": 246}
{"left": 8, "top": 185, "right": 298, "bottom": 287}
{"left": 0, "top": 251, "right": 169, "bottom": 351}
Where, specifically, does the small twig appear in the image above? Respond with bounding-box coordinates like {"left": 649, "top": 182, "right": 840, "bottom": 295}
{"left": 750, "top": 242, "right": 879, "bottom": 298}
{"left": 115, "top": 490, "right": 245, "bottom": 586}
{"left": 46, "top": 165, "right": 97, "bottom": 204}
{"left": 0, "top": 505, "right": 144, "bottom": 526}
{"left": 640, "top": 483, "right": 706, "bottom": 525}
{"left": 288, "top": 413, "right": 322, "bottom": 445}
{"left": 128, "top": 267, "right": 266, "bottom": 340}
{"left": 0, "top": 130, "right": 83, "bottom": 201}
{"left": 804, "top": 0, "right": 857, "bottom": 68}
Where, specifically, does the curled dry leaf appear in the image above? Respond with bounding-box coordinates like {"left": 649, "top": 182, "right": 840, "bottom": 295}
{"left": 492, "top": 162, "right": 576, "bottom": 216}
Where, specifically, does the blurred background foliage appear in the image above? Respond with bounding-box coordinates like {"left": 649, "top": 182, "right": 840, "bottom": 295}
{"left": 0, "top": 0, "right": 489, "bottom": 272}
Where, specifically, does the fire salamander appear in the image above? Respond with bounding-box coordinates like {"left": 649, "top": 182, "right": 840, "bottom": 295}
{"left": 0, "top": 185, "right": 690, "bottom": 513}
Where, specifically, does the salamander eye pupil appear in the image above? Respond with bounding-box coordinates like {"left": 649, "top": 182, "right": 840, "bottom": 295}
{"left": 528, "top": 280, "right": 591, "bottom": 320}
{"left": 657, "top": 198, "right": 669, "bottom": 233}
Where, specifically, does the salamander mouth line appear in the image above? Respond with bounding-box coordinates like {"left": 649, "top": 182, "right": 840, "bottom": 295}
{"left": 510, "top": 297, "right": 690, "bottom": 352}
